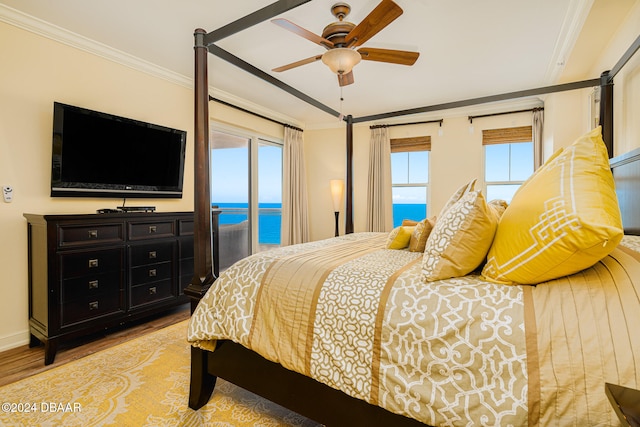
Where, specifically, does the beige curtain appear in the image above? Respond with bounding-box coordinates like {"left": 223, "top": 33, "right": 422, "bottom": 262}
{"left": 533, "top": 108, "right": 544, "bottom": 169}
{"left": 366, "top": 127, "right": 393, "bottom": 232}
{"left": 281, "top": 127, "right": 309, "bottom": 246}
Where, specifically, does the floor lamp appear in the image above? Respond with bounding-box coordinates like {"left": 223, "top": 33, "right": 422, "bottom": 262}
{"left": 330, "top": 179, "right": 344, "bottom": 237}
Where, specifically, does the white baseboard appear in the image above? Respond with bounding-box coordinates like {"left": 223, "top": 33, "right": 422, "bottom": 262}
{"left": 0, "top": 329, "right": 31, "bottom": 353}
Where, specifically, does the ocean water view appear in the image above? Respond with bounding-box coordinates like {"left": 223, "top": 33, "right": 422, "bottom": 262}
{"left": 393, "top": 204, "right": 427, "bottom": 227}
{"left": 215, "top": 203, "right": 427, "bottom": 244}
{"left": 214, "top": 203, "right": 282, "bottom": 245}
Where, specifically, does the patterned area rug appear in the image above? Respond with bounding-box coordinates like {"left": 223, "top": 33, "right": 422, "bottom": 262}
{"left": 0, "top": 321, "right": 322, "bottom": 426}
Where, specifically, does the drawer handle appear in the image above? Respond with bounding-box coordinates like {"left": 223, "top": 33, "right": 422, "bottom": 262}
{"left": 148, "top": 269, "right": 157, "bottom": 277}
{"left": 148, "top": 251, "right": 157, "bottom": 259}
{"left": 88, "top": 229, "right": 98, "bottom": 238}
{"left": 88, "top": 259, "right": 99, "bottom": 268}
{"left": 149, "top": 287, "right": 157, "bottom": 295}
{"left": 148, "top": 225, "right": 157, "bottom": 233}
{"left": 89, "top": 301, "right": 99, "bottom": 310}
{"left": 88, "top": 280, "right": 99, "bottom": 289}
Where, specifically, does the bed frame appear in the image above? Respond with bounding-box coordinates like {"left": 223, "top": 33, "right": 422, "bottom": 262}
{"left": 185, "top": 3, "right": 640, "bottom": 425}
{"left": 186, "top": 145, "right": 638, "bottom": 426}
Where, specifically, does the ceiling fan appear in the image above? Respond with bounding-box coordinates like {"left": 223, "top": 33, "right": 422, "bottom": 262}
{"left": 271, "top": 0, "right": 420, "bottom": 86}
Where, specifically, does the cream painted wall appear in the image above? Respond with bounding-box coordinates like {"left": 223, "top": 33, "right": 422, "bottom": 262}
{"left": 304, "top": 127, "right": 346, "bottom": 240}
{"left": 0, "top": 22, "right": 196, "bottom": 351}
{"left": 0, "top": 21, "right": 285, "bottom": 352}
{"left": 305, "top": 110, "right": 535, "bottom": 240}
{"left": 541, "top": 90, "right": 588, "bottom": 157}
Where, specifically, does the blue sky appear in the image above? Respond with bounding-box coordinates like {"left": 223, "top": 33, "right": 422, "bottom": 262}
{"left": 211, "top": 143, "right": 282, "bottom": 204}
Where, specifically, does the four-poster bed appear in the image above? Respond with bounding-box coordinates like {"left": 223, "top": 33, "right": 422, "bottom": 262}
{"left": 185, "top": 2, "right": 640, "bottom": 425}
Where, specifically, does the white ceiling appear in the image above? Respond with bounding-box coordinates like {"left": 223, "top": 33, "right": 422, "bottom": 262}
{"left": 0, "top": 0, "right": 605, "bottom": 128}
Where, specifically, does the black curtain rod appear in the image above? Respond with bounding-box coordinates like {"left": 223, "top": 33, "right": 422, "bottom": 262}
{"left": 370, "top": 119, "right": 443, "bottom": 129}
{"left": 468, "top": 107, "right": 543, "bottom": 123}
{"left": 210, "top": 96, "right": 303, "bottom": 132}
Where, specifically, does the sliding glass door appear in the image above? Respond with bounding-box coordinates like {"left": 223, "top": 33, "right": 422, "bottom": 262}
{"left": 211, "top": 130, "right": 282, "bottom": 271}
{"left": 257, "top": 140, "right": 282, "bottom": 252}
{"left": 210, "top": 131, "right": 251, "bottom": 271}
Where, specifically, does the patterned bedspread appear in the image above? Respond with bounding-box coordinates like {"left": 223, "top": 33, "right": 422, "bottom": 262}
{"left": 188, "top": 233, "right": 640, "bottom": 426}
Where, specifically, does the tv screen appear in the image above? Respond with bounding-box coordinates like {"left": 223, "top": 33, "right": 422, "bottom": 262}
{"left": 51, "top": 102, "right": 186, "bottom": 198}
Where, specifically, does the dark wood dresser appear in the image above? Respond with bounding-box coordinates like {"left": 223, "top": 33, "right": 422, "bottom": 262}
{"left": 23, "top": 211, "right": 218, "bottom": 365}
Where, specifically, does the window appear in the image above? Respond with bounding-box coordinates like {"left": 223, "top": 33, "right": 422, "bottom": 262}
{"left": 210, "top": 129, "right": 283, "bottom": 271}
{"left": 390, "top": 136, "right": 430, "bottom": 227}
{"left": 483, "top": 126, "right": 534, "bottom": 202}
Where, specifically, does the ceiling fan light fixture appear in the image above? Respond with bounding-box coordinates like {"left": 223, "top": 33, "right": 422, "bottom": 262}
{"left": 322, "top": 48, "right": 361, "bottom": 75}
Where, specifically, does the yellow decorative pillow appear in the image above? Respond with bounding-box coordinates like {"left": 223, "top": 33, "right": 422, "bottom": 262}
{"left": 482, "top": 127, "right": 623, "bottom": 285}
{"left": 409, "top": 216, "right": 436, "bottom": 252}
{"left": 402, "top": 219, "right": 420, "bottom": 226}
{"left": 386, "top": 226, "right": 415, "bottom": 249}
{"left": 422, "top": 191, "right": 499, "bottom": 281}
{"left": 438, "top": 179, "right": 477, "bottom": 217}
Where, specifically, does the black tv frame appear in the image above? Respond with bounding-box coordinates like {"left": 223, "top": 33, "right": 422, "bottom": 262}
{"left": 50, "top": 102, "right": 187, "bottom": 199}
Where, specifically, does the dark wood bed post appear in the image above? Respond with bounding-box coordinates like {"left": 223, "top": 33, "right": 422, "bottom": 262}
{"left": 187, "top": 27, "right": 218, "bottom": 410}
{"left": 599, "top": 70, "right": 614, "bottom": 158}
{"left": 185, "top": 28, "right": 216, "bottom": 310}
{"left": 345, "top": 114, "right": 354, "bottom": 234}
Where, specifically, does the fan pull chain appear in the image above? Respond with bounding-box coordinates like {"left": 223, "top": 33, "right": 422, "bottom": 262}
{"left": 338, "top": 86, "right": 344, "bottom": 121}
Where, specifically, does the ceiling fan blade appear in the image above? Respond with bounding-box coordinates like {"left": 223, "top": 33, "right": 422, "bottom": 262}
{"left": 358, "top": 48, "right": 419, "bottom": 66}
{"left": 271, "top": 18, "right": 334, "bottom": 48}
{"left": 344, "top": 0, "right": 403, "bottom": 48}
{"left": 338, "top": 71, "right": 355, "bottom": 87}
{"left": 272, "top": 54, "right": 323, "bottom": 72}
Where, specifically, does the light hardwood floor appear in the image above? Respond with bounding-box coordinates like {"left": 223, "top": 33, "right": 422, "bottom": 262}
{"left": 0, "top": 304, "right": 191, "bottom": 388}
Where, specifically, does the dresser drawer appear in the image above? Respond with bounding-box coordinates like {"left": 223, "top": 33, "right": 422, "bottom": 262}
{"left": 61, "top": 291, "right": 124, "bottom": 326}
{"left": 60, "top": 248, "right": 124, "bottom": 279}
{"left": 61, "top": 271, "right": 123, "bottom": 303}
{"left": 180, "top": 236, "right": 194, "bottom": 259}
{"left": 58, "top": 223, "right": 124, "bottom": 248}
{"left": 128, "top": 221, "right": 175, "bottom": 240}
{"left": 180, "top": 258, "right": 194, "bottom": 278}
{"left": 129, "top": 241, "right": 174, "bottom": 267}
{"left": 179, "top": 257, "right": 194, "bottom": 295}
{"left": 130, "top": 279, "right": 174, "bottom": 308}
{"left": 179, "top": 219, "right": 194, "bottom": 236}
{"left": 130, "top": 261, "right": 172, "bottom": 286}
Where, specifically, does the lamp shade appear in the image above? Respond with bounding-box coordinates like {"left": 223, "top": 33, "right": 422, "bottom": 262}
{"left": 330, "top": 179, "right": 344, "bottom": 212}
{"left": 322, "top": 48, "right": 361, "bottom": 75}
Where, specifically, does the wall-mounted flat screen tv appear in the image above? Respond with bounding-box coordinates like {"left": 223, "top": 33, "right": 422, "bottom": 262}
{"left": 51, "top": 102, "right": 186, "bottom": 198}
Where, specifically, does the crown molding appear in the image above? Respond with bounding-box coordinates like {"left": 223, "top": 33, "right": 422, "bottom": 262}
{"left": 544, "top": 0, "right": 595, "bottom": 84}
{"left": 0, "top": 3, "right": 303, "bottom": 129}
{"left": 0, "top": 4, "right": 192, "bottom": 88}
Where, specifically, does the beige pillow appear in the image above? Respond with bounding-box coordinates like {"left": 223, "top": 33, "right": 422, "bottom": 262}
{"left": 409, "top": 216, "right": 436, "bottom": 252}
{"left": 386, "top": 226, "right": 415, "bottom": 249}
{"left": 482, "top": 127, "right": 623, "bottom": 285}
{"left": 488, "top": 199, "right": 508, "bottom": 219}
{"left": 438, "top": 179, "right": 477, "bottom": 218}
{"left": 423, "top": 190, "right": 499, "bottom": 281}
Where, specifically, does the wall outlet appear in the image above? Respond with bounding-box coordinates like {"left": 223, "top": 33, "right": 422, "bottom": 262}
{"left": 3, "top": 186, "right": 13, "bottom": 203}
